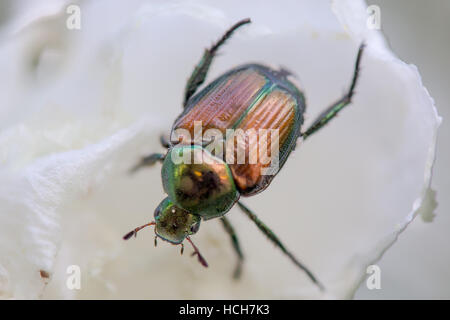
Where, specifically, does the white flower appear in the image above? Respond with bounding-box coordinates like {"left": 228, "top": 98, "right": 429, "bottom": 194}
{"left": 0, "top": 0, "right": 441, "bottom": 299}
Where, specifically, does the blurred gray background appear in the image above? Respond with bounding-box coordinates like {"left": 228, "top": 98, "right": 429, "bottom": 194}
{"left": 0, "top": 0, "right": 449, "bottom": 299}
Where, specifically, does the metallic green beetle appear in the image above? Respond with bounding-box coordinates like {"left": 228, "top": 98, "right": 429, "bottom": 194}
{"left": 124, "top": 18, "right": 365, "bottom": 290}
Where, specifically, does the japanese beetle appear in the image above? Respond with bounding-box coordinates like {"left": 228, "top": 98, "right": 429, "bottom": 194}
{"left": 124, "top": 18, "right": 365, "bottom": 291}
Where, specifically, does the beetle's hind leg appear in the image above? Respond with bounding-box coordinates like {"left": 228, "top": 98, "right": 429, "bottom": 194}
{"left": 237, "top": 201, "right": 324, "bottom": 291}
{"left": 220, "top": 216, "right": 244, "bottom": 279}
{"left": 183, "top": 18, "right": 251, "bottom": 107}
{"left": 301, "top": 43, "right": 365, "bottom": 140}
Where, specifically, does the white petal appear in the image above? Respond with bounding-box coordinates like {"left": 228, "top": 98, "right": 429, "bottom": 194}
{"left": 0, "top": 0, "right": 441, "bottom": 299}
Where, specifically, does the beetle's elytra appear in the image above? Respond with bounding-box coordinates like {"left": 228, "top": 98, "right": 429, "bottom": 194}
{"left": 124, "top": 18, "right": 365, "bottom": 291}
{"left": 173, "top": 64, "right": 304, "bottom": 197}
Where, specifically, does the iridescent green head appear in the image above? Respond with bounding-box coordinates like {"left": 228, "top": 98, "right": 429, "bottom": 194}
{"left": 153, "top": 197, "right": 201, "bottom": 244}
{"left": 161, "top": 145, "right": 240, "bottom": 220}
{"left": 123, "top": 196, "right": 208, "bottom": 267}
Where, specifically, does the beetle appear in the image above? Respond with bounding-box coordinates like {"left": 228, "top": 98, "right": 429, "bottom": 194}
{"left": 124, "top": 18, "right": 365, "bottom": 291}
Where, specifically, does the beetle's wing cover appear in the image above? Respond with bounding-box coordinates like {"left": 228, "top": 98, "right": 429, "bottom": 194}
{"left": 230, "top": 87, "right": 301, "bottom": 195}
{"left": 173, "top": 65, "right": 304, "bottom": 196}
{"left": 174, "top": 68, "right": 267, "bottom": 134}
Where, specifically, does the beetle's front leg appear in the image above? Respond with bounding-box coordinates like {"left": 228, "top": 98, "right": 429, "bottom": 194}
{"left": 160, "top": 134, "right": 171, "bottom": 149}
{"left": 302, "top": 43, "right": 365, "bottom": 140}
{"left": 183, "top": 18, "right": 251, "bottom": 107}
{"left": 220, "top": 216, "right": 244, "bottom": 279}
{"left": 129, "top": 135, "right": 170, "bottom": 174}
{"left": 237, "top": 201, "right": 324, "bottom": 291}
{"left": 129, "top": 153, "right": 165, "bottom": 174}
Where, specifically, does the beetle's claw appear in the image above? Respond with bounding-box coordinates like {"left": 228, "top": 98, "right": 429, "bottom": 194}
{"left": 233, "top": 265, "right": 242, "bottom": 280}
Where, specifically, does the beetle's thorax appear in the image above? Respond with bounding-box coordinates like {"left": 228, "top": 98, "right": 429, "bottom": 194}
{"left": 161, "top": 145, "right": 240, "bottom": 219}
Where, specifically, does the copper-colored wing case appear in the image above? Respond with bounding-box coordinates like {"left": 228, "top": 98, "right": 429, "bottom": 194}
{"left": 173, "top": 64, "right": 305, "bottom": 196}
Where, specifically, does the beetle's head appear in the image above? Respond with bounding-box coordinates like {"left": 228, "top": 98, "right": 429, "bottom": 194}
{"left": 153, "top": 197, "right": 201, "bottom": 244}
{"left": 123, "top": 197, "right": 208, "bottom": 267}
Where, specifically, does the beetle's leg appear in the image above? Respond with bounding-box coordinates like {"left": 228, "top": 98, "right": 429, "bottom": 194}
{"left": 301, "top": 43, "right": 365, "bottom": 140}
{"left": 183, "top": 18, "right": 251, "bottom": 107}
{"left": 220, "top": 216, "right": 244, "bottom": 279}
{"left": 237, "top": 201, "right": 324, "bottom": 291}
{"left": 129, "top": 153, "right": 165, "bottom": 174}
{"left": 160, "top": 135, "right": 171, "bottom": 149}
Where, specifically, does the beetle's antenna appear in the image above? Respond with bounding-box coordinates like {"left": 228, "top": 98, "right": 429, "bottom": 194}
{"left": 123, "top": 222, "right": 156, "bottom": 240}
{"left": 186, "top": 236, "right": 208, "bottom": 267}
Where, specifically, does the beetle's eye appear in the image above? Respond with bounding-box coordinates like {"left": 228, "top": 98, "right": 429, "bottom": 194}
{"left": 190, "top": 222, "right": 200, "bottom": 234}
